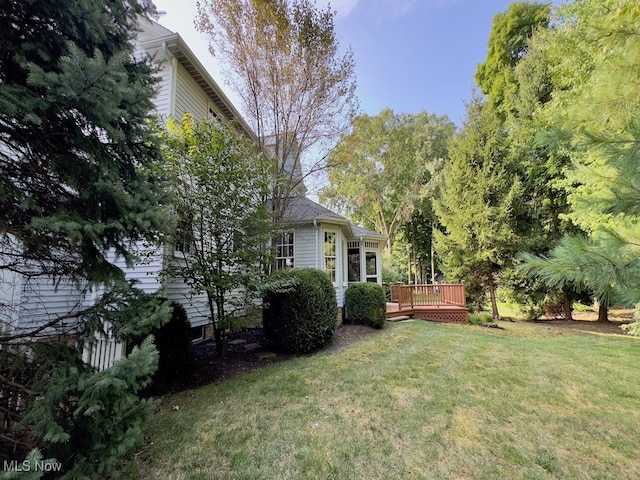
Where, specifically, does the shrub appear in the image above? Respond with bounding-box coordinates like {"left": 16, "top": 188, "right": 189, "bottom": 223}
{"left": 263, "top": 268, "right": 338, "bottom": 353}
{"left": 469, "top": 312, "right": 493, "bottom": 325}
{"left": 154, "top": 301, "right": 192, "bottom": 378}
{"left": 128, "top": 300, "right": 192, "bottom": 379}
{"left": 345, "top": 283, "right": 387, "bottom": 329}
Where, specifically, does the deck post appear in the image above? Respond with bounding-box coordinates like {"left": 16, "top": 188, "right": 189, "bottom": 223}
{"left": 397, "top": 282, "right": 404, "bottom": 309}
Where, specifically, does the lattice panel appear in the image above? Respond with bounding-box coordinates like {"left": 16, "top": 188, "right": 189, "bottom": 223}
{"left": 413, "top": 310, "right": 469, "bottom": 324}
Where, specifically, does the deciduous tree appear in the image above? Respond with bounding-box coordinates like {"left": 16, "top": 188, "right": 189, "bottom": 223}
{"left": 321, "top": 109, "right": 454, "bottom": 252}
{"left": 195, "top": 0, "right": 358, "bottom": 230}
{"left": 475, "top": 1, "right": 550, "bottom": 118}
{"left": 161, "top": 115, "right": 271, "bottom": 356}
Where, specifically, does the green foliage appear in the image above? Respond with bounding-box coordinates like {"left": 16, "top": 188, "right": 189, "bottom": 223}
{"left": 263, "top": 268, "right": 338, "bottom": 353}
{"left": 434, "top": 96, "right": 523, "bottom": 318}
{"left": 345, "top": 283, "right": 387, "bottom": 329}
{"left": 382, "top": 264, "right": 407, "bottom": 286}
{"left": 0, "top": 0, "right": 172, "bottom": 474}
{"left": 475, "top": 2, "right": 550, "bottom": 117}
{"left": 0, "top": 0, "right": 170, "bottom": 284}
{"left": 128, "top": 301, "right": 192, "bottom": 379}
{"left": 161, "top": 115, "right": 272, "bottom": 355}
{"left": 21, "top": 338, "right": 158, "bottom": 479}
{"left": 519, "top": 2, "right": 640, "bottom": 332}
{"left": 469, "top": 312, "right": 493, "bottom": 325}
{"left": 151, "top": 302, "right": 191, "bottom": 379}
{"left": 321, "top": 109, "right": 455, "bottom": 251}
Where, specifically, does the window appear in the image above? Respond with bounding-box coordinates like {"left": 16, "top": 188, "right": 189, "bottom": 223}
{"left": 275, "top": 231, "right": 294, "bottom": 270}
{"left": 324, "top": 231, "right": 336, "bottom": 282}
{"left": 174, "top": 209, "right": 194, "bottom": 255}
{"left": 365, "top": 251, "right": 378, "bottom": 282}
{"left": 191, "top": 325, "right": 205, "bottom": 342}
{"left": 232, "top": 230, "right": 243, "bottom": 253}
{"left": 348, "top": 247, "right": 360, "bottom": 282}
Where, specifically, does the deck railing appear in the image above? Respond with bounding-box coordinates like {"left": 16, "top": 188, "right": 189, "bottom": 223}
{"left": 386, "top": 283, "right": 467, "bottom": 310}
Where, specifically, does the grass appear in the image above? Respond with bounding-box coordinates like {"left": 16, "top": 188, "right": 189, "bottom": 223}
{"left": 134, "top": 321, "right": 640, "bottom": 480}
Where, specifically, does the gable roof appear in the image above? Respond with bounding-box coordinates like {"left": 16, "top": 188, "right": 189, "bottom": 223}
{"left": 280, "top": 197, "right": 386, "bottom": 241}
{"left": 351, "top": 225, "right": 387, "bottom": 241}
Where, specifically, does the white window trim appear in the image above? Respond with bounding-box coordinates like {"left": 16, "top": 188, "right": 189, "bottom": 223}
{"left": 365, "top": 250, "right": 379, "bottom": 283}
{"left": 275, "top": 231, "right": 295, "bottom": 270}
{"left": 323, "top": 229, "right": 338, "bottom": 283}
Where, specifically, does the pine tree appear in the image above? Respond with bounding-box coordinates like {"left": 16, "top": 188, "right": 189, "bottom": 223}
{"left": 0, "top": 0, "right": 173, "bottom": 475}
{"left": 434, "top": 96, "right": 523, "bottom": 319}
{"left": 520, "top": 1, "right": 640, "bottom": 330}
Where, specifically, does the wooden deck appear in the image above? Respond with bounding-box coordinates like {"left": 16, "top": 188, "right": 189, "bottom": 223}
{"left": 385, "top": 283, "right": 469, "bottom": 324}
{"left": 386, "top": 302, "right": 469, "bottom": 323}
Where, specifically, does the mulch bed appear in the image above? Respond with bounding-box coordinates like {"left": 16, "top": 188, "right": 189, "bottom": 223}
{"left": 142, "top": 324, "right": 381, "bottom": 397}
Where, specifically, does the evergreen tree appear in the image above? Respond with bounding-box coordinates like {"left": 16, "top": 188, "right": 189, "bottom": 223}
{"left": 434, "top": 96, "right": 523, "bottom": 319}
{"left": 520, "top": 1, "right": 640, "bottom": 330}
{"left": 0, "top": 0, "right": 172, "bottom": 475}
{"left": 474, "top": 1, "right": 580, "bottom": 319}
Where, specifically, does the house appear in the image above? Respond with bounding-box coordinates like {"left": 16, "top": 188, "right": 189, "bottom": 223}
{"left": 133, "top": 19, "right": 386, "bottom": 329}
{"left": 1, "top": 18, "right": 386, "bottom": 363}
{"left": 276, "top": 196, "right": 386, "bottom": 313}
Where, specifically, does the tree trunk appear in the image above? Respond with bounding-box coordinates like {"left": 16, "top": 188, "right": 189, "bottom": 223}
{"left": 430, "top": 224, "right": 436, "bottom": 285}
{"left": 562, "top": 287, "right": 573, "bottom": 321}
{"left": 207, "top": 290, "right": 227, "bottom": 357}
{"left": 213, "top": 324, "right": 226, "bottom": 357}
{"left": 487, "top": 263, "right": 500, "bottom": 320}
{"left": 597, "top": 302, "right": 609, "bottom": 322}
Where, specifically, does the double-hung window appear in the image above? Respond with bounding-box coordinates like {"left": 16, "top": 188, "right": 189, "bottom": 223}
{"left": 275, "top": 232, "right": 294, "bottom": 270}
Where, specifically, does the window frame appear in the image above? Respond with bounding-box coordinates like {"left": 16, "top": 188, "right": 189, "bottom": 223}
{"left": 323, "top": 229, "right": 337, "bottom": 283}
{"left": 365, "top": 251, "right": 378, "bottom": 283}
{"left": 275, "top": 231, "right": 295, "bottom": 270}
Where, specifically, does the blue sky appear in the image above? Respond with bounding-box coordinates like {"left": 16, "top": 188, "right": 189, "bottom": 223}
{"left": 152, "top": 0, "right": 524, "bottom": 125}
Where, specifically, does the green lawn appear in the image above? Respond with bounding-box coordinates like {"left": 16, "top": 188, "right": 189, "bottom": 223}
{"left": 134, "top": 321, "right": 640, "bottom": 480}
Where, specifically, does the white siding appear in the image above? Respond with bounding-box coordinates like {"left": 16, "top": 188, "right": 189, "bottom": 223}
{"left": 111, "top": 241, "right": 165, "bottom": 294}
{"left": 174, "top": 63, "right": 210, "bottom": 121}
{"left": 17, "top": 277, "right": 85, "bottom": 334}
{"left": 164, "top": 274, "right": 211, "bottom": 328}
{"left": 292, "top": 225, "right": 318, "bottom": 269}
{"left": 152, "top": 63, "right": 173, "bottom": 119}
{"left": 334, "top": 228, "right": 345, "bottom": 307}
{"left": 0, "top": 258, "right": 22, "bottom": 330}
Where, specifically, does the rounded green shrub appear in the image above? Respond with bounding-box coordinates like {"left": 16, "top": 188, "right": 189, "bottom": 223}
{"left": 263, "top": 268, "right": 338, "bottom": 353}
{"left": 345, "top": 283, "right": 387, "bottom": 329}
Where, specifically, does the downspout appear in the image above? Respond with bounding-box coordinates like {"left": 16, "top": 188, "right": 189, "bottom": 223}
{"left": 313, "top": 219, "right": 319, "bottom": 269}
{"left": 359, "top": 236, "right": 364, "bottom": 282}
